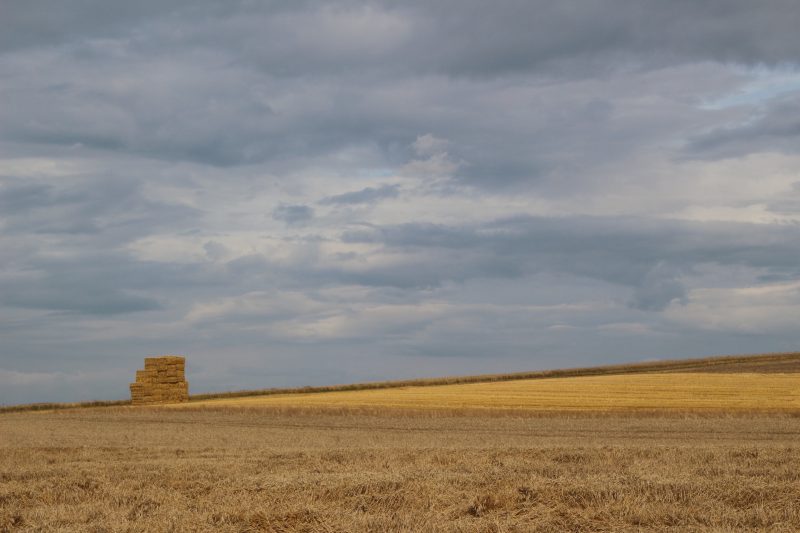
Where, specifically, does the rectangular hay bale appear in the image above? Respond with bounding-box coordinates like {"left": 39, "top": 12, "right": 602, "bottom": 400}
{"left": 131, "top": 355, "right": 190, "bottom": 405}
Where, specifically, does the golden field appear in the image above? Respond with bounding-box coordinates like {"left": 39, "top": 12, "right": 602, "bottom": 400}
{"left": 182, "top": 371, "right": 800, "bottom": 412}
{"left": 2, "top": 353, "right": 800, "bottom": 531}
{"left": 2, "top": 408, "right": 800, "bottom": 532}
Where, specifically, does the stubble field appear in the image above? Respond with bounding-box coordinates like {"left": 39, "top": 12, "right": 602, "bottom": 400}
{"left": 182, "top": 372, "right": 800, "bottom": 412}
{"left": 2, "top": 353, "right": 800, "bottom": 532}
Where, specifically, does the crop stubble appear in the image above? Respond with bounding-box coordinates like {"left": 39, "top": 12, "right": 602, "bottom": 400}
{"left": 2, "top": 356, "right": 800, "bottom": 531}
{"left": 182, "top": 372, "right": 800, "bottom": 412}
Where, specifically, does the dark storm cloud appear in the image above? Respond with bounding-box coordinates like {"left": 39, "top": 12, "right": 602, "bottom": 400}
{"left": 320, "top": 184, "right": 400, "bottom": 205}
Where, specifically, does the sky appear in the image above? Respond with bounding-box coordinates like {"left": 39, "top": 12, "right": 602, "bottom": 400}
{"left": 2, "top": 1, "right": 800, "bottom": 404}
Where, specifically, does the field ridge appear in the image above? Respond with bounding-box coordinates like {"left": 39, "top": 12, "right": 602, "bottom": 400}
{"left": 3, "top": 351, "right": 798, "bottom": 414}
{"left": 191, "top": 351, "right": 800, "bottom": 402}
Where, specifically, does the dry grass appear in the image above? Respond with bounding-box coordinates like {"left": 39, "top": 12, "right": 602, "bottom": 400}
{"left": 2, "top": 354, "right": 800, "bottom": 531}
{"left": 683, "top": 355, "right": 800, "bottom": 374}
{"left": 0, "top": 400, "right": 129, "bottom": 415}
{"left": 181, "top": 372, "right": 800, "bottom": 412}
{"left": 187, "top": 351, "right": 800, "bottom": 402}
{"left": 2, "top": 408, "right": 800, "bottom": 532}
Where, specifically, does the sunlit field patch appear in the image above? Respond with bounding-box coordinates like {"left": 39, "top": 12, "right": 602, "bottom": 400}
{"left": 180, "top": 372, "right": 800, "bottom": 412}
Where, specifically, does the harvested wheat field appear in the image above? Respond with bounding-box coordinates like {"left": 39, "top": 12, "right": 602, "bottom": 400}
{"left": 183, "top": 372, "right": 800, "bottom": 412}
{"left": 2, "top": 353, "right": 800, "bottom": 532}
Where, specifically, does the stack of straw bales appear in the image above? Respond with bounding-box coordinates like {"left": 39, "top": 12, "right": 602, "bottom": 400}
{"left": 129, "top": 355, "right": 189, "bottom": 405}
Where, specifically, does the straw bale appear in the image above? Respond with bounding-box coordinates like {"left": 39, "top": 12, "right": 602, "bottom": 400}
{"left": 130, "top": 355, "right": 190, "bottom": 405}
{"left": 135, "top": 370, "right": 155, "bottom": 382}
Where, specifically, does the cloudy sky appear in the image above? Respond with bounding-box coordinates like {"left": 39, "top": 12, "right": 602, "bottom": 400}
{"left": 2, "top": 1, "right": 800, "bottom": 404}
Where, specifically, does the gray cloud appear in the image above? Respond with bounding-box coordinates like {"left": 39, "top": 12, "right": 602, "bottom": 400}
{"left": 339, "top": 216, "right": 800, "bottom": 295}
{"left": 2, "top": 0, "right": 800, "bottom": 404}
{"left": 629, "top": 263, "right": 688, "bottom": 311}
{"left": 767, "top": 182, "right": 800, "bottom": 214}
{"left": 687, "top": 93, "right": 800, "bottom": 158}
{"left": 0, "top": 1, "right": 797, "bottom": 174}
{"left": 0, "top": 174, "right": 201, "bottom": 237}
{"left": 272, "top": 204, "right": 315, "bottom": 225}
{"left": 320, "top": 184, "right": 400, "bottom": 205}
{"left": 5, "top": 1, "right": 800, "bottom": 74}
{"left": 0, "top": 251, "right": 221, "bottom": 315}
{"left": 1, "top": 285, "right": 160, "bottom": 315}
